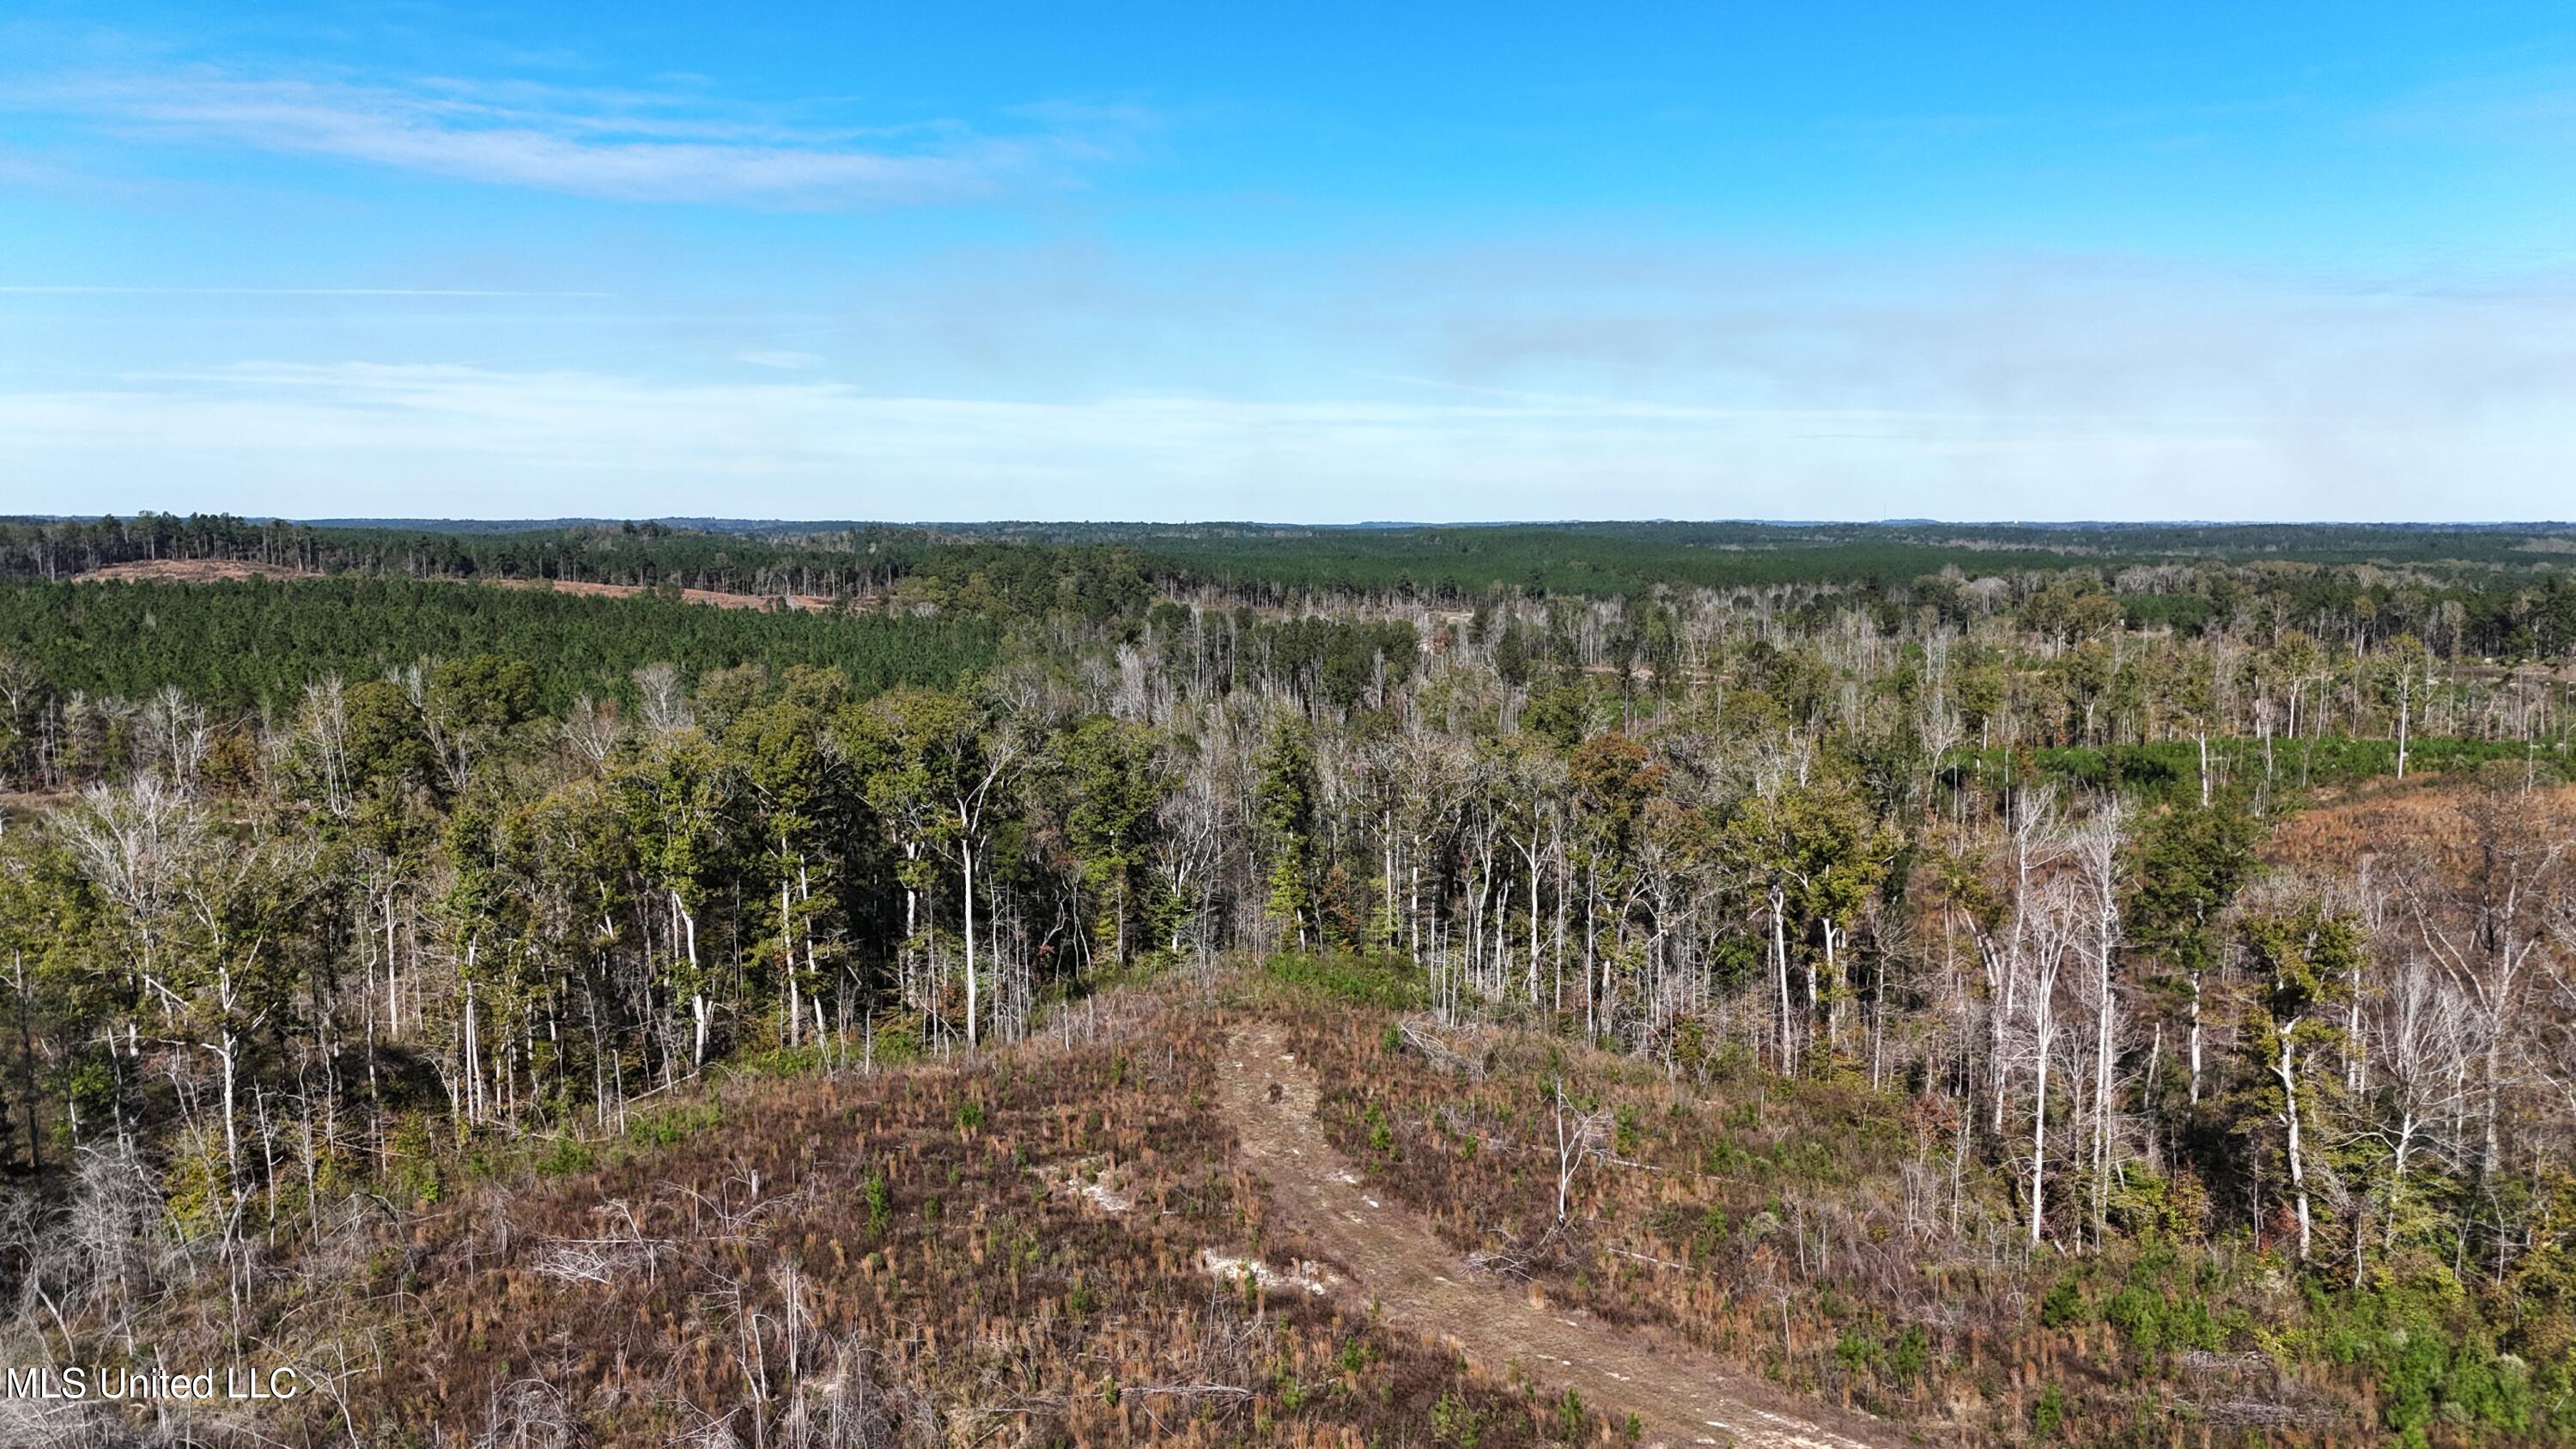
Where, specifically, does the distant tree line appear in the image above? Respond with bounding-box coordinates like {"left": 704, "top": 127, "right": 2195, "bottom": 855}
{"left": 9, "top": 514, "right": 2576, "bottom": 653}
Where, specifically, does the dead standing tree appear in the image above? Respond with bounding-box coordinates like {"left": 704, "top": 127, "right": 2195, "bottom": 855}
{"left": 2413, "top": 782, "right": 2571, "bottom": 1271}
{"left": 2355, "top": 954, "right": 2474, "bottom": 1280}
{"left": 2020, "top": 870, "right": 2082, "bottom": 1251}
{"left": 1552, "top": 1078, "right": 1613, "bottom": 1224}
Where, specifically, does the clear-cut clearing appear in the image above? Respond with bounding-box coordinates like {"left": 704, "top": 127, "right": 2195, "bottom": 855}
{"left": 1218, "top": 1020, "right": 1888, "bottom": 1449}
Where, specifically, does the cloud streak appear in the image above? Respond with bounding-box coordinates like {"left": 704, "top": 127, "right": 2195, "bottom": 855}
{"left": 11, "top": 70, "right": 1136, "bottom": 206}
{"left": 3, "top": 355, "right": 2565, "bottom": 523}
{"left": 0, "top": 285, "right": 612, "bottom": 296}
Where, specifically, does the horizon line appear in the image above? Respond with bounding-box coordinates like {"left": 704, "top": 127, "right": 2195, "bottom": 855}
{"left": 10, "top": 514, "right": 2576, "bottom": 532}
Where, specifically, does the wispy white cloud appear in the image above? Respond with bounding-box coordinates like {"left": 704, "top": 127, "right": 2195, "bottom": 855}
{"left": 1, "top": 349, "right": 2565, "bottom": 522}
{"left": 0, "top": 285, "right": 611, "bottom": 296}
{"left": 8, "top": 69, "right": 1139, "bottom": 206}
{"left": 1, "top": 243, "right": 2567, "bottom": 521}
{"left": 0, "top": 143, "right": 89, "bottom": 188}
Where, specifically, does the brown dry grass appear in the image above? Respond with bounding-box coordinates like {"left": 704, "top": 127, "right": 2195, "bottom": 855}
{"left": 518, "top": 576, "right": 840, "bottom": 612}
{"left": 2266, "top": 773, "right": 2576, "bottom": 881}
{"left": 76, "top": 558, "right": 311, "bottom": 583}
{"left": 1223, "top": 1017, "right": 1883, "bottom": 1448}
{"left": 216, "top": 986, "right": 1595, "bottom": 1446}
{"left": 1257, "top": 984, "right": 2405, "bottom": 1446}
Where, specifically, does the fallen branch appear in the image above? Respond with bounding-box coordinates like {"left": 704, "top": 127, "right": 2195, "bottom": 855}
{"left": 1396, "top": 1016, "right": 1484, "bottom": 1078}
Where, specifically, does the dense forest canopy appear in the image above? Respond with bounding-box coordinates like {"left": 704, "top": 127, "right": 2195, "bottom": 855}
{"left": 3, "top": 514, "right": 2576, "bottom": 1444}
{"left": 10, "top": 513, "right": 2576, "bottom": 647}
{"left": 0, "top": 576, "right": 1000, "bottom": 713}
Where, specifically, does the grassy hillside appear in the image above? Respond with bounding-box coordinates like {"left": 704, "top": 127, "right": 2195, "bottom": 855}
{"left": 30, "top": 984, "right": 1618, "bottom": 1448}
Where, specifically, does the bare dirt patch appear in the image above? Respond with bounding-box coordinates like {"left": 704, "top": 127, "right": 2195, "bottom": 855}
{"left": 72, "top": 559, "right": 847, "bottom": 612}
{"left": 1034, "top": 1152, "right": 1140, "bottom": 1213}
{"left": 75, "top": 558, "right": 310, "bottom": 583}
{"left": 513, "top": 576, "right": 841, "bottom": 612}
{"left": 1218, "top": 1020, "right": 1888, "bottom": 1449}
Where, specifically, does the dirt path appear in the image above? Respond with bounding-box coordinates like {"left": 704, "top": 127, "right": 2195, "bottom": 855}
{"left": 1218, "top": 1021, "right": 1888, "bottom": 1449}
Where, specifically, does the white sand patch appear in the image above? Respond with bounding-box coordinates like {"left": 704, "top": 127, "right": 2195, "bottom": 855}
{"left": 1201, "top": 1247, "right": 1339, "bottom": 1296}
{"left": 1034, "top": 1155, "right": 1133, "bottom": 1213}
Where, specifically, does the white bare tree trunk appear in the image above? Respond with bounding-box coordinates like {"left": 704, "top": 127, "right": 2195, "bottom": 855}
{"left": 2276, "top": 1022, "right": 2312, "bottom": 1260}
{"left": 963, "top": 835, "right": 980, "bottom": 1050}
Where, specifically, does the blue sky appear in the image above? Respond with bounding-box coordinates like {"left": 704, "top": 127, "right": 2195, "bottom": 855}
{"left": 3, "top": 2, "right": 2573, "bottom": 521}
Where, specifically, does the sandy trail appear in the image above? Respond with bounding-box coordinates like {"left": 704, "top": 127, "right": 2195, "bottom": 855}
{"left": 1218, "top": 1021, "right": 1887, "bottom": 1449}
